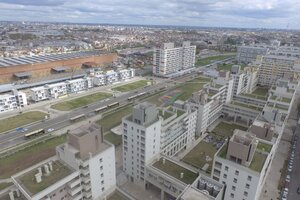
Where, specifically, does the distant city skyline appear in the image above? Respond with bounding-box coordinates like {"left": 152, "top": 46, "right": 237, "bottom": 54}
{"left": 0, "top": 0, "right": 299, "bottom": 30}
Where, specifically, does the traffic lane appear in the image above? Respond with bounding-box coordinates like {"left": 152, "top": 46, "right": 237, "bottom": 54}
{"left": 0, "top": 84, "right": 166, "bottom": 149}
{"left": 288, "top": 125, "right": 300, "bottom": 200}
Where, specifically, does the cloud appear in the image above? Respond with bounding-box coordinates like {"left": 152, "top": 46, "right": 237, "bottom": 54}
{"left": 0, "top": 0, "right": 299, "bottom": 29}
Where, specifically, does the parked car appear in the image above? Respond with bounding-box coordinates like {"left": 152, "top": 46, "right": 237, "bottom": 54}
{"left": 47, "top": 128, "right": 55, "bottom": 133}
{"left": 286, "top": 175, "right": 291, "bottom": 182}
{"left": 297, "top": 187, "right": 300, "bottom": 194}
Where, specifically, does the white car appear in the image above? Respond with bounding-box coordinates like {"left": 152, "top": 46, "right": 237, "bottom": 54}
{"left": 47, "top": 128, "right": 55, "bottom": 133}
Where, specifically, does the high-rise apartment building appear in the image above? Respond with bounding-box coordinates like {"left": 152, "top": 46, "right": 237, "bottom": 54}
{"left": 236, "top": 45, "right": 269, "bottom": 64}
{"left": 122, "top": 102, "right": 161, "bottom": 185}
{"left": 153, "top": 42, "right": 196, "bottom": 77}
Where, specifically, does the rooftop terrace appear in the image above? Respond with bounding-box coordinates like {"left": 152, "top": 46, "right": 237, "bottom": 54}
{"left": 240, "top": 87, "right": 269, "bottom": 101}
{"left": 153, "top": 158, "right": 198, "bottom": 184}
{"left": 231, "top": 101, "right": 263, "bottom": 111}
{"left": 16, "top": 161, "right": 73, "bottom": 196}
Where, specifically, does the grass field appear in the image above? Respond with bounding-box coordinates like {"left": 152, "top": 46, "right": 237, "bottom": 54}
{"left": 0, "top": 111, "right": 48, "bottom": 134}
{"left": 196, "top": 55, "right": 234, "bottom": 66}
{"left": 153, "top": 158, "right": 198, "bottom": 184}
{"left": 98, "top": 105, "right": 132, "bottom": 132}
{"left": 177, "top": 77, "right": 211, "bottom": 101}
{"left": 0, "top": 182, "right": 13, "bottom": 190}
{"left": 113, "top": 80, "right": 150, "bottom": 92}
{"left": 51, "top": 92, "right": 112, "bottom": 111}
{"left": 104, "top": 131, "right": 122, "bottom": 146}
{"left": 182, "top": 141, "right": 217, "bottom": 172}
{"left": 211, "top": 122, "right": 248, "bottom": 139}
{"left": 0, "top": 135, "right": 66, "bottom": 179}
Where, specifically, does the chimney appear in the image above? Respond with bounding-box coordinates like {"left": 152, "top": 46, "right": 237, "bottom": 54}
{"left": 162, "top": 158, "right": 166, "bottom": 165}
{"left": 44, "top": 164, "right": 50, "bottom": 175}
{"left": 180, "top": 172, "right": 184, "bottom": 179}
{"left": 35, "top": 173, "right": 42, "bottom": 183}
{"left": 37, "top": 167, "right": 42, "bottom": 174}
{"left": 48, "top": 162, "right": 53, "bottom": 171}
{"left": 9, "top": 191, "right": 14, "bottom": 200}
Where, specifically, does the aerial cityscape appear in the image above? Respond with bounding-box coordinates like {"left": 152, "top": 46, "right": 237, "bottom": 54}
{"left": 0, "top": 1, "right": 300, "bottom": 200}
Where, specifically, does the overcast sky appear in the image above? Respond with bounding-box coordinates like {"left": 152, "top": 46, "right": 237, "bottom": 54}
{"left": 0, "top": 0, "right": 299, "bottom": 29}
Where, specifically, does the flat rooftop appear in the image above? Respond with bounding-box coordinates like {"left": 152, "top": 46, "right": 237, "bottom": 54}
{"left": 152, "top": 158, "right": 198, "bottom": 184}
{"left": 240, "top": 87, "right": 269, "bottom": 101}
{"left": 15, "top": 160, "right": 74, "bottom": 196}
{"left": 0, "top": 50, "right": 104, "bottom": 68}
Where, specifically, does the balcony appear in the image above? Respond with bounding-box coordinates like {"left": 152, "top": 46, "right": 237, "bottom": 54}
{"left": 68, "top": 185, "right": 82, "bottom": 196}
{"left": 81, "top": 169, "right": 90, "bottom": 176}
{"left": 84, "top": 191, "right": 92, "bottom": 198}
{"left": 73, "top": 193, "right": 83, "bottom": 200}
{"left": 82, "top": 176, "right": 91, "bottom": 184}
{"left": 68, "top": 178, "right": 81, "bottom": 189}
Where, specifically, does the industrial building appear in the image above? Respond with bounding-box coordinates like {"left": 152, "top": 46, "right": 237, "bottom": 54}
{"left": 0, "top": 51, "right": 117, "bottom": 84}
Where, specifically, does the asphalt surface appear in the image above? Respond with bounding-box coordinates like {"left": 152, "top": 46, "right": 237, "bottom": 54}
{"left": 287, "top": 124, "right": 300, "bottom": 200}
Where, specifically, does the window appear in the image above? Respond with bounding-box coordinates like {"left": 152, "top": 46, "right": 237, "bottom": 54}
{"left": 232, "top": 186, "right": 236, "bottom": 191}
{"left": 102, "top": 187, "right": 105, "bottom": 191}
{"left": 223, "top": 174, "right": 227, "bottom": 179}
{"left": 99, "top": 158, "right": 103, "bottom": 163}
{"left": 245, "top": 184, "right": 250, "bottom": 189}
{"left": 101, "top": 180, "right": 104, "bottom": 184}
{"left": 101, "top": 173, "right": 104, "bottom": 178}
{"left": 100, "top": 166, "right": 103, "bottom": 170}
{"left": 247, "top": 176, "right": 252, "bottom": 181}
{"left": 225, "top": 166, "right": 229, "bottom": 171}
{"left": 233, "top": 178, "right": 237, "bottom": 183}
{"left": 244, "top": 191, "right": 248, "bottom": 197}
{"left": 230, "top": 193, "right": 234, "bottom": 198}
{"left": 235, "top": 170, "right": 239, "bottom": 175}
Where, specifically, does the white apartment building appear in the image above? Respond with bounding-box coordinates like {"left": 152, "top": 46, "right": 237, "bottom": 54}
{"left": 153, "top": 42, "right": 196, "bottom": 76}
{"left": 189, "top": 73, "right": 233, "bottom": 136}
{"left": 122, "top": 102, "right": 161, "bottom": 185}
{"left": 93, "top": 74, "right": 106, "bottom": 86}
{"left": 257, "top": 55, "right": 300, "bottom": 86}
{"left": 105, "top": 70, "right": 119, "bottom": 84}
{"left": 118, "top": 68, "right": 135, "bottom": 81}
{"left": 10, "top": 123, "right": 116, "bottom": 200}
{"left": 66, "top": 78, "right": 87, "bottom": 93}
{"left": 0, "top": 90, "right": 27, "bottom": 113}
{"left": 30, "top": 86, "right": 48, "bottom": 102}
{"left": 230, "top": 65, "right": 248, "bottom": 97}
{"left": 212, "top": 129, "right": 276, "bottom": 200}
{"left": 244, "top": 66, "right": 258, "bottom": 93}
{"left": 45, "top": 82, "right": 67, "bottom": 99}
{"left": 159, "top": 106, "right": 197, "bottom": 157}
{"left": 236, "top": 45, "right": 269, "bottom": 64}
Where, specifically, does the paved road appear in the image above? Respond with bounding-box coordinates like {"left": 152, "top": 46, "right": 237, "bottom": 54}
{"left": 287, "top": 124, "right": 300, "bottom": 200}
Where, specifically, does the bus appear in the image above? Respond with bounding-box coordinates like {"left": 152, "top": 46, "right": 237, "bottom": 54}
{"left": 127, "top": 92, "right": 147, "bottom": 101}
{"left": 24, "top": 129, "right": 45, "bottom": 139}
{"left": 95, "top": 106, "right": 108, "bottom": 113}
{"left": 70, "top": 114, "right": 85, "bottom": 122}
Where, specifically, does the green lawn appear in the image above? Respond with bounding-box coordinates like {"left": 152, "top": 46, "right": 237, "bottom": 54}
{"left": 217, "top": 63, "right": 233, "bottom": 71}
{"left": 231, "top": 101, "right": 263, "bottom": 111}
{"left": 252, "top": 87, "right": 269, "bottom": 96}
{"left": 0, "top": 111, "right": 48, "bottom": 134}
{"left": 51, "top": 92, "right": 112, "bottom": 111}
{"left": 113, "top": 80, "right": 150, "bottom": 92}
{"left": 18, "top": 161, "right": 72, "bottom": 195}
{"left": 0, "top": 182, "right": 13, "bottom": 190}
{"left": 142, "top": 92, "right": 164, "bottom": 106}
{"left": 98, "top": 105, "right": 132, "bottom": 132}
{"left": 107, "top": 191, "right": 130, "bottom": 200}
{"left": 249, "top": 151, "right": 267, "bottom": 172}
{"left": 257, "top": 142, "right": 272, "bottom": 153}
{"left": 104, "top": 131, "right": 122, "bottom": 146}
{"left": 153, "top": 158, "right": 198, "bottom": 184}
{"left": 176, "top": 77, "right": 211, "bottom": 101}
{"left": 211, "top": 122, "right": 248, "bottom": 139}
{"left": 0, "top": 135, "right": 67, "bottom": 179}
{"left": 182, "top": 141, "right": 217, "bottom": 173}
{"left": 196, "top": 55, "right": 234, "bottom": 66}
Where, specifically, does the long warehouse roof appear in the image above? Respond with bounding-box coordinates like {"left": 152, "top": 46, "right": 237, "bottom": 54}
{"left": 0, "top": 50, "right": 106, "bottom": 68}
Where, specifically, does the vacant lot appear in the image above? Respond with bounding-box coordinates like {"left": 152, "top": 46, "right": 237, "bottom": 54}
{"left": 51, "top": 92, "right": 111, "bottom": 111}
{"left": 113, "top": 80, "right": 149, "bottom": 92}
{"left": 196, "top": 55, "right": 234, "bottom": 66}
{"left": 0, "top": 111, "right": 48, "bottom": 134}
{"left": 0, "top": 135, "right": 66, "bottom": 179}
{"left": 98, "top": 105, "right": 132, "bottom": 132}
{"left": 104, "top": 131, "right": 122, "bottom": 146}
